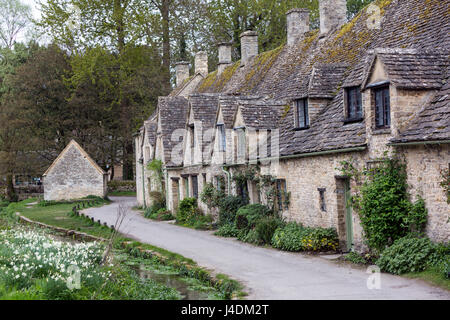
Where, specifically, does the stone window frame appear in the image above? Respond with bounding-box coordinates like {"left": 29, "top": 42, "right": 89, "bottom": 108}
{"left": 217, "top": 123, "right": 226, "bottom": 152}
{"left": 318, "top": 188, "right": 327, "bottom": 212}
{"left": 275, "top": 179, "right": 288, "bottom": 212}
{"left": 371, "top": 84, "right": 391, "bottom": 130}
{"left": 294, "top": 98, "right": 310, "bottom": 130}
{"left": 343, "top": 86, "right": 364, "bottom": 124}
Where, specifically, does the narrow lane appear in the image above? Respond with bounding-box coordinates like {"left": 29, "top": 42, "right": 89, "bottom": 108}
{"left": 83, "top": 197, "right": 450, "bottom": 300}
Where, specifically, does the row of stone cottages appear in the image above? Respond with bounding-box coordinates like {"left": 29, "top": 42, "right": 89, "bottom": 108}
{"left": 135, "top": 0, "right": 449, "bottom": 252}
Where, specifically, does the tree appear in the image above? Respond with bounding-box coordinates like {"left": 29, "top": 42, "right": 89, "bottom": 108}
{"left": 206, "top": 0, "right": 319, "bottom": 58}
{"left": 38, "top": 0, "right": 168, "bottom": 180}
{"left": 0, "top": 0, "right": 31, "bottom": 49}
{"left": 0, "top": 43, "right": 37, "bottom": 201}
{"left": 347, "top": 0, "right": 374, "bottom": 19}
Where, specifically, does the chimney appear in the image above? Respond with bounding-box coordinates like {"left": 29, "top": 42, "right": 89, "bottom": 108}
{"left": 217, "top": 42, "right": 232, "bottom": 75}
{"left": 286, "top": 8, "right": 310, "bottom": 46}
{"left": 175, "top": 62, "right": 189, "bottom": 87}
{"left": 195, "top": 51, "right": 208, "bottom": 76}
{"left": 319, "top": 0, "right": 347, "bottom": 35}
{"left": 240, "top": 31, "right": 258, "bottom": 67}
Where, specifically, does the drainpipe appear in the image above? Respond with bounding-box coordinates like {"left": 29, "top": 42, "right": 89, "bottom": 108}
{"left": 222, "top": 166, "right": 232, "bottom": 195}
{"left": 164, "top": 168, "right": 169, "bottom": 211}
{"left": 139, "top": 158, "right": 147, "bottom": 209}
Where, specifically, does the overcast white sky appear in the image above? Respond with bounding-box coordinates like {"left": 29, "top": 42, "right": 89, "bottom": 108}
{"left": 23, "top": 0, "right": 42, "bottom": 19}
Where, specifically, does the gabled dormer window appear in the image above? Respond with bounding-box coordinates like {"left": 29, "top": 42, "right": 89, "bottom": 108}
{"left": 295, "top": 99, "right": 309, "bottom": 129}
{"left": 345, "top": 87, "right": 363, "bottom": 121}
{"left": 374, "top": 86, "right": 391, "bottom": 128}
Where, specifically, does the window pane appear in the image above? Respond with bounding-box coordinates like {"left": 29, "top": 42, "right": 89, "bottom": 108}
{"left": 297, "top": 100, "right": 304, "bottom": 127}
{"left": 375, "top": 89, "right": 384, "bottom": 127}
{"left": 384, "top": 88, "right": 391, "bottom": 126}
{"left": 304, "top": 100, "right": 309, "bottom": 126}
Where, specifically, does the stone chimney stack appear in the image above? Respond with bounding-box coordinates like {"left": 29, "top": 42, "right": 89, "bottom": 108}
{"left": 319, "top": 0, "right": 347, "bottom": 35}
{"left": 195, "top": 51, "right": 209, "bottom": 76}
{"left": 175, "top": 62, "right": 189, "bottom": 87}
{"left": 217, "top": 42, "right": 232, "bottom": 75}
{"left": 240, "top": 31, "right": 258, "bottom": 67}
{"left": 286, "top": 8, "right": 310, "bottom": 46}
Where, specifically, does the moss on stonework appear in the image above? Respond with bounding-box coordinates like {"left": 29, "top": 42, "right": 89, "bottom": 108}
{"left": 197, "top": 61, "right": 240, "bottom": 93}
{"left": 239, "top": 44, "right": 284, "bottom": 93}
{"left": 215, "top": 61, "right": 240, "bottom": 91}
{"left": 281, "top": 104, "right": 291, "bottom": 120}
{"left": 198, "top": 70, "right": 218, "bottom": 92}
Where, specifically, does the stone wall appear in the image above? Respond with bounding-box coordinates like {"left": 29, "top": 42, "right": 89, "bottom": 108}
{"left": 44, "top": 144, "right": 106, "bottom": 201}
{"left": 44, "top": 145, "right": 107, "bottom": 200}
{"left": 398, "top": 144, "right": 450, "bottom": 243}
{"left": 277, "top": 152, "right": 366, "bottom": 252}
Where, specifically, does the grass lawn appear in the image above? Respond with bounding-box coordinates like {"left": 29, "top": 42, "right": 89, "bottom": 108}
{"left": 7, "top": 198, "right": 114, "bottom": 239}
{"left": 0, "top": 198, "right": 245, "bottom": 300}
{"left": 108, "top": 191, "right": 137, "bottom": 197}
{"left": 404, "top": 268, "right": 450, "bottom": 291}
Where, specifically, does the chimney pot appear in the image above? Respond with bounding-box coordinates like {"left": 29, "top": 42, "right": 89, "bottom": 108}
{"left": 218, "top": 42, "right": 232, "bottom": 75}
{"left": 175, "top": 62, "right": 190, "bottom": 87}
{"left": 195, "top": 51, "right": 208, "bottom": 77}
{"left": 319, "top": 0, "right": 347, "bottom": 35}
{"left": 240, "top": 31, "right": 258, "bottom": 67}
{"left": 286, "top": 8, "right": 310, "bottom": 46}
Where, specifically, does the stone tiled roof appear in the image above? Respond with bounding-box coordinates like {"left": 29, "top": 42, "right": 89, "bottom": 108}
{"left": 391, "top": 71, "right": 450, "bottom": 144}
{"left": 158, "top": 96, "right": 189, "bottom": 167}
{"left": 190, "top": 0, "right": 450, "bottom": 156}
{"left": 188, "top": 94, "right": 220, "bottom": 158}
{"left": 145, "top": 121, "right": 157, "bottom": 147}
{"left": 238, "top": 101, "right": 285, "bottom": 130}
{"left": 308, "top": 64, "right": 349, "bottom": 98}
{"left": 363, "top": 49, "right": 449, "bottom": 89}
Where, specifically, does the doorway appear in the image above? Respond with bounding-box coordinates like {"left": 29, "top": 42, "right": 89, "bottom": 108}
{"left": 336, "top": 177, "right": 354, "bottom": 252}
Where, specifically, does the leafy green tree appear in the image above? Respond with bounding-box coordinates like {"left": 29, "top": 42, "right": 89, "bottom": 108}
{"left": 0, "top": 43, "right": 37, "bottom": 201}
{"left": 38, "top": 0, "right": 169, "bottom": 179}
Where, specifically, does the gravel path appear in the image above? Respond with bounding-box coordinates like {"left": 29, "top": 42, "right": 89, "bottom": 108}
{"left": 82, "top": 197, "right": 450, "bottom": 300}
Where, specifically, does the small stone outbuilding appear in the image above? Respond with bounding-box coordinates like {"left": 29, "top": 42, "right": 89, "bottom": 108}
{"left": 43, "top": 140, "right": 108, "bottom": 201}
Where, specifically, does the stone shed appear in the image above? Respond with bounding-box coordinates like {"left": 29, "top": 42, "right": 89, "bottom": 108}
{"left": 43, "top": 140, "right": 108, "bottom": 201}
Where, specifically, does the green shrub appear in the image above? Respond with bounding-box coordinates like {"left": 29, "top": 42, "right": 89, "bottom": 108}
{"left": 176, "top": 198, "right": 198, "bottom": 224}
{"left": 301, "top": 227, "right": 339, "bottom": 252}
{"left": 238, "top": 229, "right": 260, "bottom": 245}
{"left": 255, "top": 216, "right": 284, "bottom": 245}
{"left": 218, "top": 196, "right": 247, "bottom": 226}
{"left": 376, "top": 236, "right": 442, "bottom": 275}
{"left": 234, "top": 204, "right": 272, "bottom": 231}
{"left": 272, "top": 222, "right": 304, "bottom": 251}
{"left": 145, "top": 207, "right": 174, "bottom": 221}
{"left": 344, "top": 252, "right": 367, "bottom": 264}
{"left": 406, "top": 197, "right": 428, "bottom": 234}
{"left": 214, "top": 224, "right": 239, "bottom": 238}
{"left": 144, "top": 202, "right": 165, "bottom": 219}
{"left": 342, "top": 158, "right": 431, "bottom": 253}
{"left": 271, "top": 222, "right": 339, "bottom": 252}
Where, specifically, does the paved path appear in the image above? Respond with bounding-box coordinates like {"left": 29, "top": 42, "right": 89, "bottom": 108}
{"left": 83, "top": 197, "right": 450, "bottom": 300}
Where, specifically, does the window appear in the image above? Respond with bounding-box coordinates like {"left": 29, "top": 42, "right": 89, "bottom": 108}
{"left": 374, "top": 86, "right": 390, "bottom": 128}
{"left": 237, "top": 180, "right": 249, "bottom": 203}
{"left": 276, "top": 179, "right": 288, "bottom": 212}
{"left": 192, "top": 176, "right": 198, "bottom": 199}
{"left": 237, "top": 128, "right": 246, "bottom": 161}
{"left": 295, "top": 99, "right": 309, "bottom": 129}
{"left": 218, "top": 124, "right": 226, "bottom": 152}
{"left": 189, "top": 124, "right": 195, "bottom": 147}
{"left": 318, "top": 188, "right": 326, "bottom": 212}
{"left": 183, "top": 177, "right": 189, "bottom": 198}
{"left": 346, "top": 87, "right": 363, "bottom": 120}
{"left": 215, "top": 176, "right": 225, "bottom": 193}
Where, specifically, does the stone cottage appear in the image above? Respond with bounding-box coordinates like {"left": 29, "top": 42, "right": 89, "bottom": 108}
{"left": 136, "top": 0, "right": 449, "bottom": 252}
{"left": 43, "top": 140, "right": 108, "bottom": 201}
